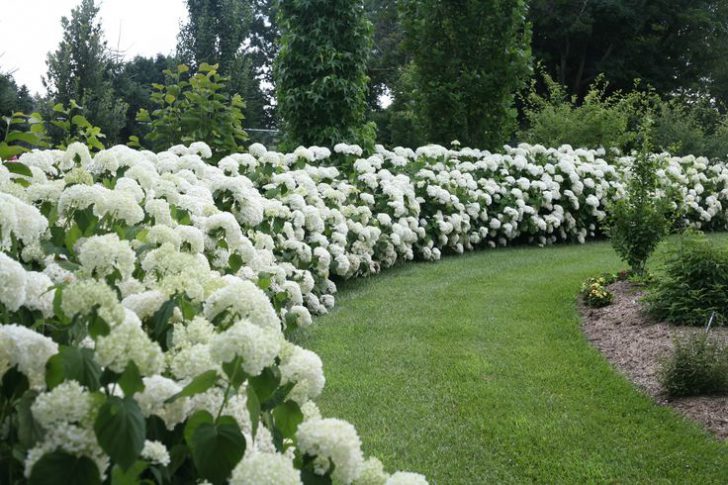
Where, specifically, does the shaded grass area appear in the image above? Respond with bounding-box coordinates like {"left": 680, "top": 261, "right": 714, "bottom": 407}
{"left": 295, "top": 241, "right": 728, "bottom": 484}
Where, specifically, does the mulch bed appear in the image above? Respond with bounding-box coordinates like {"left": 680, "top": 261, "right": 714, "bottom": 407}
{"left": 580, "top": 280, "right": 728, "bottom": 439}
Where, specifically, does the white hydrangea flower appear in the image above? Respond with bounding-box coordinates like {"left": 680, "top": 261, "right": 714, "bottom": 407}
{"left": 287, "top": 305, "right": 313, "bottom": 328}
{"left": 62, "top": 141, "right": 93, "bottom": 169}
{"left": 95, "top": 310, "right": 164, "bottom": 375}
{"left": 135, "top": 375, "right": 190, "bottom": 429}
{"left": 61, "top": 279, "right": 126, "bottom": 326}
{"left": 209, "top": 319, "right": 282, "bottom": 376}
{"left": 354, "top": 457, "right": 389, "bottom": 485}
{"left": 279, "top": 343, "right": 325, "bottom": 404}
{"left": 78, "top": 186, "right": 142, "bottom": 227}
{"left": 31, "top": 380, "right": 93, "bottom": 428}
{"left": 0, "top": 193, "right": 48, "bottom": 250}
{"left": 190, "top": 141, "right": 213, "bottom": 159}
{"left": 169, "top": 343, "right": 218, "bottom": 380}
{"left": 203, "top": 280, "right": 280, "bottom": 330}
{"left": 23, "top": 271, "right": 54, "bottom": 317}
{"left": 230, "top": 452, "right": 301, "bottom": 485}
{"left": 334, "top": 143, "right": 364, "bottom": 157}
{"left": 248, "top": 143, "right": 267, "bottom": 158}
{"left": 0, "top": 252, "right": 27, "bottom": 311}
{"left": 301, "top": 401, "right": 322, "bottom": 422}
{"left": 24, "top": 422, "right": 108, "bottom": 479}
{"left": 141, "top": 243, "right": 213, "bottom": 301}
{"left": 0, "top": 324, "right": 58, "bottom": 389}
{"left": 296, "top": 418, "right": 364, "bottom": 484}
{"left": 78, "top": 233, "right": 136, "bottom": 280}
{"left": 122, "top": 290, "right": 167, "bottom": 320}
{"left": 141, "top": 440, "right": 171, "bottom": 466}
{"left": 187, "top": 387, "right": 251, "bottom": 436}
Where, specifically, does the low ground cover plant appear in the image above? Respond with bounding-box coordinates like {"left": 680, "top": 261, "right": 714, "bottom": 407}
{"left": 580, "top": 273, "right": 619, "bottom": 308}
{"left": 645, "top": 232, "right": 728, "bottom": 326}
{"left": 661, "top": 333, "right": 728, "bottom": 397}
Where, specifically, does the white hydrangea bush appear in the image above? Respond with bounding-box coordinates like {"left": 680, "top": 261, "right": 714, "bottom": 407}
{"left": 1, "top": 140, "right": 727, "bottom": 484}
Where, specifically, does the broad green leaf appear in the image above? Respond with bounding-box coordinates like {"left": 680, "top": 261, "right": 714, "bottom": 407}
{"left": 178, "top": 296, "right": 197, "bottom": 320}
{"left": 29, "top": 451, "right": 101, "bottom": 485}
{"left": 88, "top": 311, "right": 111, "bottom": 339}
{"left": 118, "top": 360, "right": 145, "bottom": 396}
{"left": 151, "top": 299, "right": 177, "bottom": 346}
{"left": 257, "top": 275, "right": 272, "bottom": 290}
{"left": 222, "top": 358, "right": 247, "bottom": 390}
{"left": 71, "top": 114, "right": 91, "bottom": 128}
{"left": 249, "top": 366, "right": 281, "bottom": 403}
{"left": 184, "top": 410, "right": 214, "bottom": 448}
{"left": 110, "top": 461, "right": 149, "bottom": 485}
{"left": 64, "top": 223, "right": 82, "bottom": 255}
{"left": 52, "top": 285, "right": 69, "bottom": 324}
{"left": 228, "top": 253, "right": 244, "bottom": 273}
{"left": 165, "top": 369, "right": 218, "bottom": 403}
{"left": 246, "top": 384, "right": 261, "bottom": 438}
{"left": 16, "top": 390, "right": 44, "bottom": 449}
{"left": 0, "top": 142, "right": 30, "bottom": 158}
{"left": 262, "top": 382, "right": 295, "bottom": 411}
{"left": 73, "top": 208, "right": 98, "bottom": 235}
{"left": 94, "top": 396, "right": 146, "bottom": 470}
{"left": 272, "top": 400, "right": 303, "bottom": 440}
{"left": 6, "top": 131, "right": 42, "bottom": 146}
{"left": 45, "top": 346, "right": 102, "bottom": 391}
{"left": 189, "top": 415, "right": 246, "bottom": 484}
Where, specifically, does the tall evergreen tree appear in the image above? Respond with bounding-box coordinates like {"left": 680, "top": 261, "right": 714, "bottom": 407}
{"left": 275, "top": 0, "right": 374, "bottom": 149}
{"left": 402, "top": 0, "right": 531, "bottom": 149}
{"left": 0, "top": 70, "right": 34, "bottom": 116}
{"left": 44, "top": 0, "right": 127, "bottom": 143}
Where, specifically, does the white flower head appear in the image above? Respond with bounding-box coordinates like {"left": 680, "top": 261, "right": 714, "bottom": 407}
{"left": 296, "top": 418, "right": 364, "bottom": 484}
{"left": 230, "top": 452, "right": 301, "bottom": 485}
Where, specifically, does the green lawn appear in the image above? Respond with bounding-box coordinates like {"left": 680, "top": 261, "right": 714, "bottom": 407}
{"left": 295, "top": 241, "right": 728, "bottom": 484}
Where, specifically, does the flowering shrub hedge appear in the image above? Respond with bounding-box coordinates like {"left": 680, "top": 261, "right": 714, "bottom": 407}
{"left": 1, "top": 140, "right": 727, "bottom": 484}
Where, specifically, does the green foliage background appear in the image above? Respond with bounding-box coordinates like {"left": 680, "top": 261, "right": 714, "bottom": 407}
{"left": 274, "top": 0, "right": 375, "bottom": 149}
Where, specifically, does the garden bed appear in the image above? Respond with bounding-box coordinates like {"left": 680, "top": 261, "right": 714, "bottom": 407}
{"left": 581, "top": 280, "right": 728, "bottom": 439}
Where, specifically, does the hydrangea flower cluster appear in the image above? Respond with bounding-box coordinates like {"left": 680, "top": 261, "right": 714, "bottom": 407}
{"left": 1, "top": 140, "right": 726, "bottom": 483}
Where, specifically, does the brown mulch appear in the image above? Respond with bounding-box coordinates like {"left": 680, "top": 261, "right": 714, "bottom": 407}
{"left": 580, "top": 280, "right": 728, "bottom": 439}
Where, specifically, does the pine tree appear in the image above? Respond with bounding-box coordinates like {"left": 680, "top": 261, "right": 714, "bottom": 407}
{"left": 44, "top": 0, "right": 127, "bottom": 143}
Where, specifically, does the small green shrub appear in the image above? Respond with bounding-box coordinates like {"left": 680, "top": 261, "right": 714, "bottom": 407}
{"left": 0, "top": 112, "right": 47, "bottom": 159}
{"left": 660, "top": 334, "right": 728, "bottom": 397}
{"left": 645, "top": 232, "right": 728, "bottom": 325}
{"left": 519, "top": 73, "right": 648, "bottom": 152}
{"left": 135, "top": 63, "right": 248, "bottom": 159}
{"left": 0, "top": 100, "right": 105, "bottom": 159}
{"left": 652, "top": 96, "right": 728, "bottom": 160}
{"left": 608, "top": 124, "right": 671, "bottom": 275}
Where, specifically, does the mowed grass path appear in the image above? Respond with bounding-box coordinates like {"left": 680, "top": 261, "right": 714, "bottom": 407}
{"left": 295, "top": 242, "right": 728, "bottom": 484}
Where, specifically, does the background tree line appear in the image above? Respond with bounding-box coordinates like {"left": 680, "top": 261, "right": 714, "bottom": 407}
{"left": 2, "top": 0, "right": 728, "bottom": 155}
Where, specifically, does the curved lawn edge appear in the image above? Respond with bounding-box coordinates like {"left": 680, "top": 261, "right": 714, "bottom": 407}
{"left": 295, "top": 242, "right": 728, "bottom": 484}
